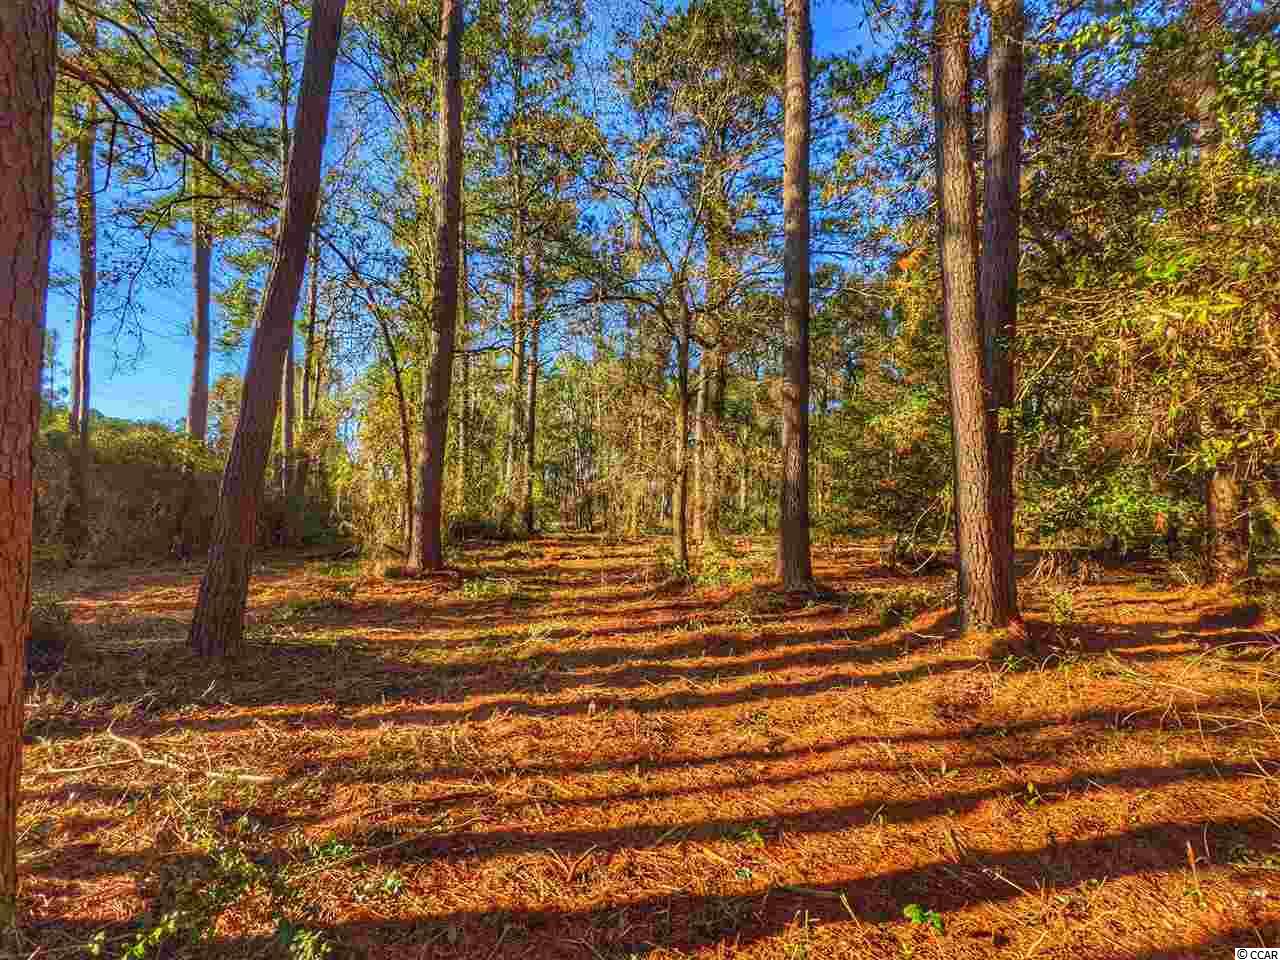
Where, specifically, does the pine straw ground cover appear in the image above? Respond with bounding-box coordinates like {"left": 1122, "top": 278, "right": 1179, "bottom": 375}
{"left": 14, "top": 535, "right": 1280, "bottom": 960}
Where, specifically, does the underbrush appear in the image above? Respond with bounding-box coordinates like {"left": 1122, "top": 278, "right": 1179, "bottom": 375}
{"left": 88, "top": 805, "right": 334, "bottom": 960}
{"left": 27, "top": 594, "right": 81, "bottom": 675}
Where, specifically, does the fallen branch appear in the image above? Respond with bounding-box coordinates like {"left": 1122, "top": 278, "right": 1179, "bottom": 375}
{"left": 41, "top": 728, "right": 273, "bottom": 784}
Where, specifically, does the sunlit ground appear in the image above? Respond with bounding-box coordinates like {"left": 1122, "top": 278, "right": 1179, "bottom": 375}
{"left": 18, "top": 535, "right": 1280, "bottom": 958}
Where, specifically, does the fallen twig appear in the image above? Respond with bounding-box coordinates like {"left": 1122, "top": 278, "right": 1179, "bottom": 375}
{"left": 42, "top": 728, "right": 272, "bottom": 784}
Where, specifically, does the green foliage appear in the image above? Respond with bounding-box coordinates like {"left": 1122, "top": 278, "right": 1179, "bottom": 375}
{"left": 696, "top": 544, "right": 754, "bottom": 587}
{"left": 113, "top": 817, "right": 332, "bottom": 959}
{"left": 874, "top": 586, "right": 947, "bottom": 627}
{"left": 653, "top": 543, "right": 692, "bottom": 583}
{"left": 461, "top": 577, "right": 527, "bottom": 601}
{"left": 902, "top": 903, "right": 944, "bottom": 934}
{"left": 1049, "top": 590, "right": 1075, "bottom": 626}
{"left": 731, "top": 825, "right": 766, "bottom": 847}
{"left": 1020, "top": 464, "right": 1185, "bottom": 553}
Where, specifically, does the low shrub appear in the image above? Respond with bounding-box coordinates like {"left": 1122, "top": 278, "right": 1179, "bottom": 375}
{"left": 28, "top": 595, "right": 81, "bottom": 675}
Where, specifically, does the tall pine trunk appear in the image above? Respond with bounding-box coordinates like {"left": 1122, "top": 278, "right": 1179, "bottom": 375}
{"left": 978, "top": 0, "right": 1023, "bottom": 619}
{"left": 374, "top": 308, "right": 414, "bottom": 556}
{"left": 458, "top": 196, "right": 472, "bottom": 506}
{"left": 292, "top": 237, "right": 319, "bottom": 508}
{"left": 503, "top": 318, "right": 526, "bottom": 499}
{"left": 521, "top": 286, "right": 542, "bottom": 535}
{"left": 409, "top": 0, "right": 463, "bottom": 572}
{"left": 178, "top": 139, "right": 215, "bottom": 556}
{"left": 696, "top": 169, "right": 730, "bottom": 544}
{"left": 693, "top": 358, "right": 708, "bottom": 543}
{"left": 777, "top": 0, "right": 813, "bottom": 590}
{"left": 1190, "top": 0, "right": 1248, "bottom": 579}
{"left": 68, "top": 94, "right": 96, "bottom": 552}
{"left": 501, "top": 157, "right": 527, "bottom": 525}
{"left": 69, "top": 291, "right": 82, "bottom": 431}
{"left": 276, "top": 23, "right": 294, "bottom": 508}
{"left": 673, "top": 318, "right": 692, "bottom": 571}
{"left": 0, "top": 0, "right": 56, "bottom": 922}
{"left": 283, "top": 337, "right": 295, "bottom": 496}
{"left": 697, "top": 348, "right": 725, "bottom": 541}
{"left": 189, "top": 142, "right": 215, "bottom": 445}
{"left": 189, "top": 0, "right": 346, "bottom": 657}
{"left": 934, "top": 0, "right": 1014, "bottom": 631}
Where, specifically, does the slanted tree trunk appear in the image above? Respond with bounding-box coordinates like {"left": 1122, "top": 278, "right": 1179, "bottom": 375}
{"left": 189, "top": 0, "right": 346, "bottom": 657}
{"left": 68, "top": 93, "right": 97, "bottom": 553}
{"left": 0, "top": 0, "right": 57, "bottom": 923}
{"left": 408, "top": 0, "right": 463, "bottom": 572}
{"left": 777, "top": 0, "right": 813, "bottom": 590}
{"left": 934, "top": 0, "right": 1014, "bottom": 631}
{"left": 978, "top": 0, "right": 1023, "bottom": 619}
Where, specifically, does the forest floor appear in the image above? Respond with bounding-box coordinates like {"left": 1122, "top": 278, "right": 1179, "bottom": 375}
{"left": 15, "top": 534, "right": 1280, "bottom": 959}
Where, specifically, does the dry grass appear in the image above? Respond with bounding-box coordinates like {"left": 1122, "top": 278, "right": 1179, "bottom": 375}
{"left": 14, "top": 536, "right": 1280, "bottom": 959}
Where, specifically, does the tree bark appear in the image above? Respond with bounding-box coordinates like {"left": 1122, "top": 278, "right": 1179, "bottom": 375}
{"left": 277, "top": 19, "right": 294, "bottom": 509}
{"left": 375, "top": 309, "right": 414, "bottom": 557}
{"left": 777, "top": 0, "right": 813, "bottom": 590}
{"left": 1189, "top": 0, "right": 1247, "bottom": 574}
{"left": 178, "top": 139, "right": 214, "bottom": 556}
{"left": 69, "top": 291, "right": 82, "bottom": 432}
{"left": 292, "top": 236, "right": 319, "bottom": 507}
{"left": 68, "top": 93, "right": 97, "bottom": 552}
{"left": 408, "top": 0, "right": 463, "bottom": 572}
{"left": 521, "top": 285, "right": 542, "bottom": 535}
{"left": 934, "top": 0, "right": 1014, "bottom": 631}
{"left": 697, "top": 161, "right": 731, "bottom": 544}
{"left": 458, "top": 196, "right": 471, "bottom": 506}
{"left": 282, "top": 335, "right": 295, "bottom": 495}
{"left": 1206, "top": 463, "right": 1249, "bottom": 581}
{"left": 502, "top": 157, "right": 527, "bottom": 522}
{"left": 501, "top": 21, "right": 527, "bottom": 512}
{"left": 503, "top": 318, "right": 526, "bottom": 501}
{"left": 978, "top": 0, "right": 1023, "bottom": 619}
{"left": 0, "top": 0, "right": 57, "bottom": 924}
{"left": 673, "top": 320, "right": 691, "bottom": 572}
{"left": 698, "top": 348, "right": 726, "bottom": 541}
{"left": 188, "top": 140, "right": 214, "bottom": 444}
{"left": 189, "top": 0, "right": 345, "bottom": 657}
{"left": 693, "top": 357, "right": 709, "bottom": 543}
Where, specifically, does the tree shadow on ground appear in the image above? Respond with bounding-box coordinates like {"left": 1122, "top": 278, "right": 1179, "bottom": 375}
{"left": 22, "top": 537, "right": 1280, "bottom": 958}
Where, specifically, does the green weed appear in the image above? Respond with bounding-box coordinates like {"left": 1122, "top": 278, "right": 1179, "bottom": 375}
{"left": 902, "top": 903, "right": 944, "bottom": 934}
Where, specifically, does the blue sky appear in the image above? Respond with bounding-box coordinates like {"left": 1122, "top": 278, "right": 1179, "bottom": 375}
{"left": 49, "top": 0, "right": 875, "bottom": 425}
